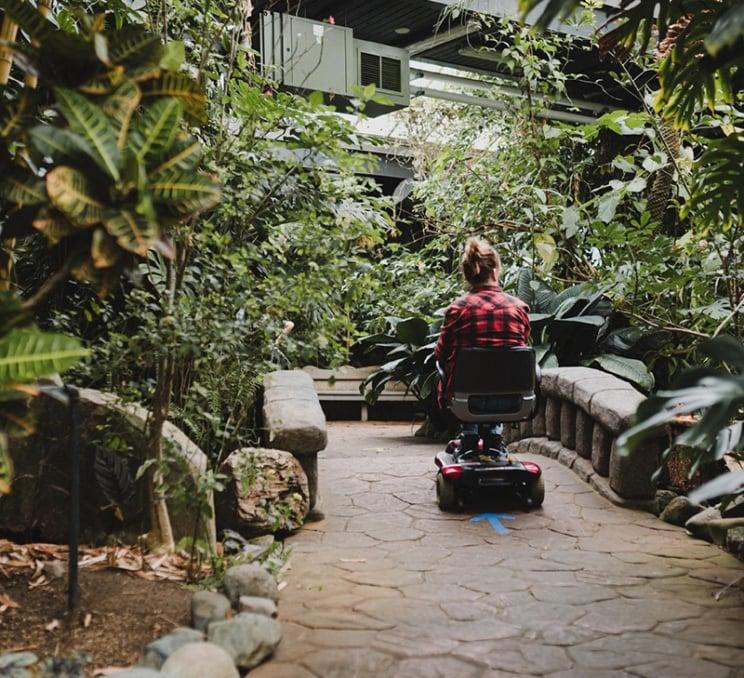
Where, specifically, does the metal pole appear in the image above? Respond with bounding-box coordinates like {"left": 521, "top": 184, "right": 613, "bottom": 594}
{"left": 66, "top": 385, "right": 80, "bottom": 613}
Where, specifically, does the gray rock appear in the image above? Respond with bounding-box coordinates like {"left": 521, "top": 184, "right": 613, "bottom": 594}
{"left": 0, "top": 388, "right": 215, "bottom": 548}
{"left": 216, "top": 447, "right": 309, "bottom": 537}
{"left": 223, "top": 563, "right": 279, "bottom": 604}
{"left": 588, "top": 387, "right": 645, "bottom": 435}
{"left": 239, "top": 596, "right": 278, "bottom": 618}
{"left": 574, "top": 409, "right": 593, "bottom": 460}
{"left": 207, "top": 612, "right": 282, "bottom": 669}
{"left": 112, "top": 669, "right": 166, "bottom": 677}
{"left": 262, "top": 370, "right": 327, "bottom": 454}
{"left": 545, "top": 397, "right": 561, "bottom": 441}
{"left": 139, "top": 627, "right": 205, "bottom": 669}
{"left": 661, "top": 496, "right": 703, "bottom": 526}
{"left": 42, "top": 560, "right": 66, "bottom": 580}
{"left": 609, "top": 438, "right": 659, "bottom": 500}
{"left": 560, "top": 400, "right": 577, "bottom": 450}
{"left": 725, "top": 526, "right": 744, "bottom": 558}
{"left": 654, "top": 490, "right": 678, "bottom": 516}
{"left": 591, "top": 425, "right": 611, "bottom": 477}
{"left": 685, "top": 506, "right": 723, "bottom": 542}
{"left": 704, "top": 517, "right": 744, "bottom": 547}
{"left": 161, "top": 642, "right": 239, "bottom": 678}
{"left": 0, "top": 652, "right": 38, "bottom": 671}
{"left": 191, "top": 591, "right": 231, "bottom": 632}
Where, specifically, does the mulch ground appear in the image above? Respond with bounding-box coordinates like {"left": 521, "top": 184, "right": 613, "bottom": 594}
{"left": 0, "top": 568, "right": 191, "bottom": 671}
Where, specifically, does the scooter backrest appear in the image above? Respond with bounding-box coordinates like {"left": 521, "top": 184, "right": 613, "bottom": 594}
{"left": 450, "top": 347, "right": 537, "bottom": 422}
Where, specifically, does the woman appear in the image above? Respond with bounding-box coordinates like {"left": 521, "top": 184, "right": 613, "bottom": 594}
{"left": 434, "top": 236, "right": 531, "bottom": 449}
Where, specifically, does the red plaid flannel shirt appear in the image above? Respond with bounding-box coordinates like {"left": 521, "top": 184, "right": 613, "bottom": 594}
{"left": 434, "top": 286, "right": 531, "bottom": 404}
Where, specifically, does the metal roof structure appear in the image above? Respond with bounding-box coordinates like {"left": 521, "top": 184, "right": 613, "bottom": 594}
{"left": 252, "top": 0, "right": 643, "bottom": 113}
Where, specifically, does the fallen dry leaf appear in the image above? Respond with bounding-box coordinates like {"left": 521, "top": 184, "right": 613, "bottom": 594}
{"left": 0, "top": 593, "right": 20, "bottom": 609}
{"left": 277, "top": 581, "right": 287, "bottom": 592}
{"left": 28, "top": 575, "right": 48, "bottom": 590}
{"left": 84, "top": 612, "right": 92, "bottom": 628}
{"left": 45, "top": 619, "right": 60, "bottom": 632}
{"left": 339, "top": 558, "right": 366, "bottom": 563}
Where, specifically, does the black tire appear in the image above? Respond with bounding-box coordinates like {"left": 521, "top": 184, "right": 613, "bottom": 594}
{"left": 528, "top": 475, "right": 545, "bottom": 508}
{"left": 437, "top": 473, "right": 458, "bottom": 511}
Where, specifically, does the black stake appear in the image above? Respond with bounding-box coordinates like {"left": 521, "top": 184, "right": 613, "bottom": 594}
{"left": 66, "top": 385, "right": 80, "bottom": 613}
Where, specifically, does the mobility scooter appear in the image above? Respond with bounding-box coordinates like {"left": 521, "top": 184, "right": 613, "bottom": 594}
{"left": 434, "top": 346, "right": 544, "bottom": 511}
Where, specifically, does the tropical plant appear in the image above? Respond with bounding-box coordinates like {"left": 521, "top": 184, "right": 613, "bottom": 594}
{"left": 0, "top": 2, "right": 219, "bottom": 551}
{"left": 519, "top": 0, "right": 744, "bottom": 229}
{"left": 515, "top": 268, "right": 662, "bottom": 391}
{"left": 359, "top": 315, "right": 442, "bottom": 418}
{"left": 0, "top": 293, "right": 87, "bottom": 494}
{"left": 617, "top": 335, "right": 744, "bottom": 504}
{"left": 0, "top": 0, "right": 218, "bottom": 292}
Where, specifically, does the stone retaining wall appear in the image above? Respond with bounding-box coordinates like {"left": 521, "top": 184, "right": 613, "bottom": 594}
{"left": 504, "top": 367, "right": 663, "bottom": 510}
{"left": 262, "top": 370, "right": 328, "bottom": 510}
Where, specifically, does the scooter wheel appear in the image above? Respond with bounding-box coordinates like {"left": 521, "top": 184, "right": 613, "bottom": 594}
{"left": 436, "top": 473, "right": 459, "bottom": 511}
{"left": 528, "top": 475, "right": 545, "bottom": 508}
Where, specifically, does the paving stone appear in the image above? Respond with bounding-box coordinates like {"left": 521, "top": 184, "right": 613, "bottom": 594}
{"left": 302, "top": 648, "right": 395, "bottom": 678}
{"left": 381, "top": 655, "right": 484, "bottom": 678}
{"left": 257, "top": 422, "right": 744, "bottom": 677}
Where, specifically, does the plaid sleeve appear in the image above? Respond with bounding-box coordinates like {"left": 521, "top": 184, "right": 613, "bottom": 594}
{"left": 434, "top": 303, "right": 463, "bottom": 362}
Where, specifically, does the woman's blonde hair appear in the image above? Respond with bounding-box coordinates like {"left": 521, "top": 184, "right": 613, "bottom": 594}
{"left": 461, "top": 236, "right": 501, "bottom": 287}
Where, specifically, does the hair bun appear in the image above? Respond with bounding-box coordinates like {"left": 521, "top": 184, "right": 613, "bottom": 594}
{"left": 461, "top": 236, "right": 501, "bottom": 286}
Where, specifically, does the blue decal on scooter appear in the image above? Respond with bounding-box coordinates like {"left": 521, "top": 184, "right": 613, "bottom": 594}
{"left": 470, "top": 513, "right": 515, "bottom": 535}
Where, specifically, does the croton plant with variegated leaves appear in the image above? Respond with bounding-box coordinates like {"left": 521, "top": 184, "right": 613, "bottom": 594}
{"left": 0, "top": 0, "right": 220, "bottom": 492}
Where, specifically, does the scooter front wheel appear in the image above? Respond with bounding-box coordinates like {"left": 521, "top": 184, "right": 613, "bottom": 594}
{"left": 436, "top": 473, "right": 459, "bottom": 511}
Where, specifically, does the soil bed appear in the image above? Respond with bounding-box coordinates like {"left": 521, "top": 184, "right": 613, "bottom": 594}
{"left": 0, "top": 568, "right": 191, "bottom": 671}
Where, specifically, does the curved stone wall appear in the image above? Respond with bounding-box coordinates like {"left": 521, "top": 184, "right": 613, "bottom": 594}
{"left": 504, "top": 367, "right": 663, "bottom": 511}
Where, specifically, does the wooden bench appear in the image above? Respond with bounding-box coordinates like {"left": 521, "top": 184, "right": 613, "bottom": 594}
{"left": 301, "top": 365, "right": 414, "bottom": 421}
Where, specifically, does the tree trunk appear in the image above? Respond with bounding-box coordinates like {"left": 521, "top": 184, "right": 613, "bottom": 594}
{"left": 648, "top": 120, "right": 681, "bottom": 224}
{"left": 145, "top": 255, "right": 179, "bottom": 553}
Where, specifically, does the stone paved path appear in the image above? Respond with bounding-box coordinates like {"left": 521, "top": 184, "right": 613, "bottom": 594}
{"left": 251, "top": 422, "right": 744, "bottom": 678}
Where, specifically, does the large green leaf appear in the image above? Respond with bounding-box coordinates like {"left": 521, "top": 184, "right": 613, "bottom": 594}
{"left": 103, "top": 209, "right": 159, "bottom": 256}
{"left": 705, "top": 4, "right": 744, "bottom": 56}
{"left": 150, "top": 171, "right": 220, "bottom": 214}
{"left": 395, "top": 317, "right": 430, "bottom": 346}
{"left": 149, "top": 137, "right": 203, "bottom": 176}
{"left": 0, "top": 329, "right": 88, "bottom": 387}
{"left": 32, "top": 209, "right": 77, "bottom": 244}
{"left": 130, "top": 98, "right": 182, "bottom": 161}
{"left": 0, "top": 169, "right": 47, "bottom": 207}
{"left": 106, "top": 25, "right": 162, "bottom": 66}
{"left": 103, "top": 79, "right": 142, "bottom": 150}
{"left": 142, "top": 72, "right": 206, "bottom": 122}
{"left": 689, "top": 469, "right": 744, "bottom": 504}
{"left": 589, "top": 353, "right": 655, "bottom": 392}
{"left": 46, "top": 166, "right": 105, "bottom": 226}
{"left": 55, "top": 88, "right": 121, "bottom": 180}
{"left": 28, "top": 125, "right": 95, "bottom": 163}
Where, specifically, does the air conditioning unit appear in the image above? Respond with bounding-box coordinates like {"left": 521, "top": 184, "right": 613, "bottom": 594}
{"left": 354, "top": 39, "right": 410, "bottom": 108}
{"left": 259, "top": 12, "right": 410, "bottom": 114}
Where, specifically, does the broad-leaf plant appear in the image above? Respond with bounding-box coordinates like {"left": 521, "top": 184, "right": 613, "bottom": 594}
{"left": 0, "top": 0, "right": 219, "bottom": 494}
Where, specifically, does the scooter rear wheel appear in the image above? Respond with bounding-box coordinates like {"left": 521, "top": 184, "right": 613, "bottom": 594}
{"left": 436, "top": 474, "right": 459, "bottom": 511}
{"left": 528, "top": 475, "right": 545, "bottom": 508}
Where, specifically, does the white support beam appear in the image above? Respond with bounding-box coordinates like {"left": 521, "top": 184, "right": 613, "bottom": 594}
{"left": 414, "top": 86, "right": 598, "bottom": 124}
{"left": 410, "top": 64, "right": 614, "bottom": 113}
{"left": 407, "top": 22, "right": 477, "bottom": 55}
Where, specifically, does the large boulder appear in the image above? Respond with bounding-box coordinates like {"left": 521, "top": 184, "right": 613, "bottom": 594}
{"left": 160, "top": 642, "right": 238, "bottom": 678}
{"left": 216, "top": 447, "right": 309, "bottom": 537}
{"left": 0, "top": 388, "right": 215, "bottom": 547}
{"left": 207, "top": 613, "right": 282, "bottom": 670}
{"left": 223, "top": 563, "right": 279, "bottom": 604}
{"left": 661, "top": 496, "right": 703, "bottom": 526}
